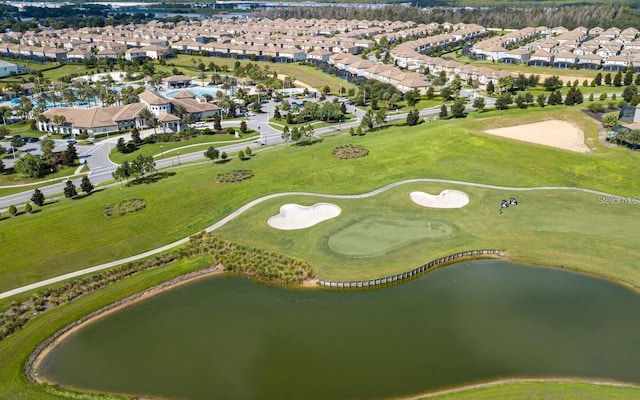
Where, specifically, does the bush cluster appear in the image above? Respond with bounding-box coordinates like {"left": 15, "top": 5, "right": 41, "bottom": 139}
{"left": 216, "top": 169, "right": 254, "bottom": 183}
{"left": 0, "top": 233, "right": 314, "bottom": 342}
{"left": 198, "top": 235, "right": 315, "bottom": 285}
{"left": 332, "top": 144, "right": 369, "bottom": 159}
{"left": 103, "top": 198, "right": 146, "bottom": 218}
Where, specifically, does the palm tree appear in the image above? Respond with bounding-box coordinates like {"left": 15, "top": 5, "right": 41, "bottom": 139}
{"left": 172, "top": 103, "right": 187, "bottom": 120}
{"left": 138, "top": 107, "right": 153, "bottom": 128}
{"left": 147, "top": 115, "right": 159, "bottom": 136}
{"left": 52, "top": 115, "right": 67, "bottom": 135}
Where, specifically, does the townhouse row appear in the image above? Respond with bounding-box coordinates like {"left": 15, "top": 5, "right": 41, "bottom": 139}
{"left": 471, "top": 25, "right": 640, "bottom": 72}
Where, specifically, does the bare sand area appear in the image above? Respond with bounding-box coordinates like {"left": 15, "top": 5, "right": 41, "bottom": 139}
{"left": 267, "top": 203, "right": 341, "bottom": 230}
{"left": 484, "top": 120, "right": 590, "bottom": 153}
{"left": 410, "top": 190, "right": 470, "bottom": 209}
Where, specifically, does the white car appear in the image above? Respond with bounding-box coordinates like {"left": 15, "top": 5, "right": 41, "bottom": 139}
{"left": 191, "top": 122, "right": 207, "bottom": 129}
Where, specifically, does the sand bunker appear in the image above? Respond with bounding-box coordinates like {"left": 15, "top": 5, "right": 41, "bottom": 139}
{"left": 267, "top": 203, "right": 341, "bottom": 230}
{"left": 484, "top": 120, "right": 589, "bottom": 153}
{"left": 410, "top": 190, "right": 469, "bottom": 209}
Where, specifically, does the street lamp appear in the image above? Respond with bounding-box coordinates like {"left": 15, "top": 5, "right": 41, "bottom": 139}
{"left": 160, "top": 144, "right": 163, "bottom": 159}
{"left": 50, "top": 167, "right": 55, "bottom": 182}
{"left": 177, "top": 150, "right": 180, "bottom": 165}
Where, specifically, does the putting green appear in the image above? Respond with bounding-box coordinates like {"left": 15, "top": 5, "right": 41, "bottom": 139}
{"left": 328, "top": 217, "right": 453, "bottom": 257}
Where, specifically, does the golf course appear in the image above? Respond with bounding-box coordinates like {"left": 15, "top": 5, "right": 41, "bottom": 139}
{"left": 2, "top": 105, "right": 640, "bottom": 399}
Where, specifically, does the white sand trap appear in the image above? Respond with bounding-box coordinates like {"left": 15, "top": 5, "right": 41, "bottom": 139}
{"left": 267, "top": 203, "right": 341, "bottom": 230}
{"left": 484, "top": 120, "right": 589, "bottom": 153}
{"left": 410, "top": 190, "right": 470, "bottom": 209}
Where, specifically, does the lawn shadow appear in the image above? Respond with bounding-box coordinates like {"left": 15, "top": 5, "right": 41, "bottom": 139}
{"left": 128, "top": 171, "right": 176, "bottom": 186}
{"left": 295, "top": 138, "right": 324, "bottom": 147}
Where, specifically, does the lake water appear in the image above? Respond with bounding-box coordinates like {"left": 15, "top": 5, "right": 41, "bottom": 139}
{"left": 37, "top": 260, "right": 640, "bottom": 399}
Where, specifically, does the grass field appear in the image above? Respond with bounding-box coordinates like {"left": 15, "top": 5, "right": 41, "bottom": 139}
{"left": 108, "top": 131, "right": 259, "bottom": 164}
{"left": 161, "top": 55, "right": 356, "bottom": 93}
{"left": 2, "top": 105, "right": 640, "bottom": 399}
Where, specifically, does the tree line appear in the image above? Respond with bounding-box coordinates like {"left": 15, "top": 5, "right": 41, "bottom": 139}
{"left": 259, "top": 4, "right": 640, "bottom": 30}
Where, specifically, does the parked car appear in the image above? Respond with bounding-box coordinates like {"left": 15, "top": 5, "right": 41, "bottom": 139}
{"left": 67, "top": 139, "right": 77, "bottom": 145}
{"left": 5, "top": 146, "right": 14, "bottom": 154}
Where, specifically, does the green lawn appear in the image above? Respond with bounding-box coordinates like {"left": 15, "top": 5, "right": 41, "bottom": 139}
{"left": 108, "top": 131, "right": 259, "bottom": 164}
{"left": 0, "top": 165, "right": 82, "bottom": 196}
{"left": 2, "top": 105, "right": 640, "bottom": 399}
{"left": 421, "top": 381, "right": 640, "bottom": 399}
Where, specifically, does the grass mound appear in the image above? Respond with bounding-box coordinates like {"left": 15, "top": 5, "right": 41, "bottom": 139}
{"left": 216, "top": 169, "right": 254, "bottom": 183}
{"left": 332, "top": 144, "right": 369, "bottom": 159}
{"left": 102, "top": 198, "right": 146, "bottom": 218}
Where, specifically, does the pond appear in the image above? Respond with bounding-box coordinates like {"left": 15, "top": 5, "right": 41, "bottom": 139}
{"left": 36, "top": 260, "right": 640, "bottom": 400}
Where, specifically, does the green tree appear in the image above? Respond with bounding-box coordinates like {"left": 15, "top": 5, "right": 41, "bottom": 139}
{"left": 40, "top": 136, "right": 55, "bottom": 163}
{"left": 80, "top": 176, "right": 94, "bottom": 195}
{"left": 622, "top": 85, "right": 638, "bottom": 102}
{"left": 8, "top": 205, "right": 17, "bottom": 216}
{"left": 221, "top": 151, "right": 228, "bottom": 161}
{"left": 14, "top": 154, "right": 43, "bottom": 178}
{"left": 281, "top": 125, "right": 291, "bottom": 145}
{"left": 439, "top": 104, "right": 448, "bottom": 118}
{"left": 116, "top": 137, "right": 127, "bottom": 153}
{"left": 375, "top": 107, "right": 387, "bottom": 127}
{"left": 515, "top": 94, "right": 528, "bottom": 109}
{"left": 112, "top": 161, "right": 131, "bottom": 186}
{"left": 204, "top": 146, "right": 219, "bottom": 163}
{"left": 425, "top": 87, "right": 434, "bottom": 100}
{"left": 536, "top": 94, "right": 547, "bottom": 108}
{"left": 613, "top": 71, "right": 622, "bottom": 87}
{"left": 239, "top": 121, "right": 248, "bottom": 133}
{"left": 291, "top": 126, "right": 302, "bottom": 142}
{"left": 31, "top": 188, "right": 45, "bottom": 206}
{"left": 404, "top": 89, "right": 420, "bottom": 107}
{"left": 238, "top": 150, "right": 245, "bottom": 160}
{"left": 450, "top": 99, "right": 466, "bottom": 117}
{"left": 542, "top": 76, "right": 563, "bottom": 91}
{"left": 245, "top": 146, "right": 252, "bottom": 156}
{"left": 64, "top": 142, "right": 78, "bottom": 166}
{"left": 24, "top": 202, "right": 32, "bottom": 214}
{"left": 213, "top": 115, "right": 222, "bottom": 131}
{"left": 495, "top": 93, "right": 513, "bottom": 110}
{"left": 486, "top": 80, "right": 495, "bottom": 95}
{"left": 63, "top": 180, "right": 77, "bottom": 199}
{"left": 624, "top": 69, "right": 634, "bottom": 86}
{"left": 322, "top": 85, "right": 331, "bottom": 95}
{"left": 349, "top": 127, "right": 355, "bottom": 136}
{"left": 594, "top": 73, "right": 602, "bottom": 86}
{"left": 406, "top": 109, "right": 420, "bottom": 126}
{"left": 472, "top": 97, "right": 485, "bottom": 111}
{"left": 604, "top": 73, "right": 612, "bottom": 85}
{"left": 10, "top": 136, "right": 24, "bottom": 149}
{"left": 130, "top": 154, "right": 156, "bottom": 180}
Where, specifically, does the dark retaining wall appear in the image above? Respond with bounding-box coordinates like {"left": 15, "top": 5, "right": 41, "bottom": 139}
{"left": 317, "top": 249, "right": 505, "bottom": 290}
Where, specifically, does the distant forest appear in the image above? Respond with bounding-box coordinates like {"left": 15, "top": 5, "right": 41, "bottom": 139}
{"left": 258, "top": 5, "right": 640, "bottom": 30}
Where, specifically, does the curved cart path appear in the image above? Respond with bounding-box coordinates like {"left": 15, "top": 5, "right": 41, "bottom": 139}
{"left": 0, "top": 178, "right": 625, "bottom": 300}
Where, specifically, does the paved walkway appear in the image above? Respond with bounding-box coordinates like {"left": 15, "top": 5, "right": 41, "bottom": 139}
{"left": 0, "top": 178, "right": 624, "bottom": 300}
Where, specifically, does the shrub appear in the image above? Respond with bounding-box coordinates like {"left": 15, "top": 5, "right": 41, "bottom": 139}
{"left": 103, "top": 198, "right": 146, "bottom": 218}
{"left": 24, "top": 202, "right": 32, "bottom": 214}
{"left": 216, "top": 169, "right": 253, "bottom": 183}
{"left": 8, "top": 205, "right": 17, "bottom": 216}
{"left": 332, "top": 144, "right": 369, "bottom": 159}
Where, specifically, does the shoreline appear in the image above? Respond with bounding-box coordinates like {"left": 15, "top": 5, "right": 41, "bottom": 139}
{"left": 399, "top": 377, "right": 640, "bottom": 400}
{"left": 27, "top": 264, "right": 226, "bottom": 386}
